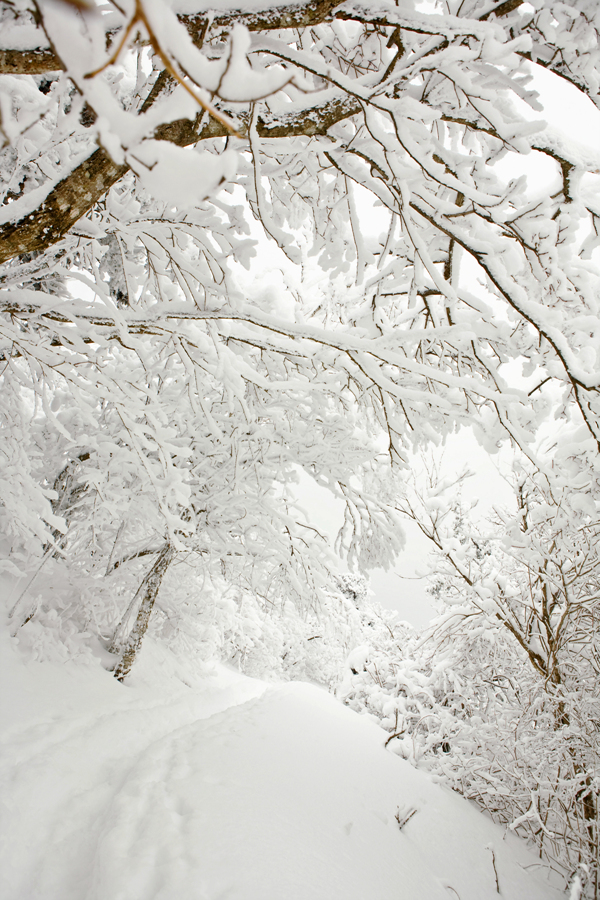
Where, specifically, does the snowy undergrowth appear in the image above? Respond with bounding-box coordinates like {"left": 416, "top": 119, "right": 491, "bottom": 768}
{"left": 1, "top": 591, "right": 566, "bottom": 900}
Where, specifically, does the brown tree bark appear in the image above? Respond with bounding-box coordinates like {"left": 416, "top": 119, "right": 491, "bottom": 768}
{"left": 0, "top": 0, "right": 341, "bottom": 75}
{"left": 0, "top": 95, "right": 360, "bottom": 267}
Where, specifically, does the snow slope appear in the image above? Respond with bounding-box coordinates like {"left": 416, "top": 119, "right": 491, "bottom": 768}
{"left": 0, "top": 630, "right": 564, "bottom": 900}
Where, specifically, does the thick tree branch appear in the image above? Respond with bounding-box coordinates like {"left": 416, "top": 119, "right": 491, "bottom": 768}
{"left": 186, "top": 0, "right": 340, "bottom": 36}
{"left": 0, "top": 95, "right": 359, "bottom": 266}
{"left": 0, "top": 150, "right": 128, "bottom": 265}
{"left": 480, "top": 0, "right": 523, "bottom": 21}
{"left": 0, "top": 0, "right": 342, "bottom": 74}
{"left": 2, "top": 0, "right": 597, "bottom": 123}
{"left": 0, "top": 47, "right": 62, "bottom": 75}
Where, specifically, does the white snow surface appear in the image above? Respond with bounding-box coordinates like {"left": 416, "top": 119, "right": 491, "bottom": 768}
{"left": 0, "top": 627, "right": 563, "bottom": 900}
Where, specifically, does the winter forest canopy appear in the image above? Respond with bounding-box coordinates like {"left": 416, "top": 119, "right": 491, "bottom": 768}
{"left": 0, "top": 0, "right": 599, "bottom": 894}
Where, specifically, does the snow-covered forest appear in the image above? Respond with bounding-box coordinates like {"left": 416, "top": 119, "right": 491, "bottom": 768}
{"left": 0, "top": 0, "right": 599, "bottom": 896}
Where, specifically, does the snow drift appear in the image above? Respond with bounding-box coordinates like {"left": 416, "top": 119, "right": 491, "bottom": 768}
{"left": 0, "top": 630, "right": 563, "bottom": 900}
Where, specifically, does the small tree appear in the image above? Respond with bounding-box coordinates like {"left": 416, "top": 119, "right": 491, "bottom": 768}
{"left": 343, "top": 462, "right": 600, "bottom": 893}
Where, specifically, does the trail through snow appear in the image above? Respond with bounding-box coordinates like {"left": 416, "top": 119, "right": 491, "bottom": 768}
{"left": 1, "top": 632, "right": 564, "bottom": 900}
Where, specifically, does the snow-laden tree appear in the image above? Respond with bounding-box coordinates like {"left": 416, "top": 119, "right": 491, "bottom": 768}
{"left": 2, "top": 0, "right": 600, "bottom": 450}
{"left": 1, "top": 1, "right": 600, "bottom": 674}
{"left": 341, "top": 463, "right": 600, "bottom": 894}
{"left": 3, "top": 324, "right": 404, "bottom": 673}
{"left": 1, "top": 5, "right": 599, "bottom": 890}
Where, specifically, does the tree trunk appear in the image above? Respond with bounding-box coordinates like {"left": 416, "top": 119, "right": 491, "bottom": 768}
{"left": 112, "top": 544, "right": 175, "bottom": 682}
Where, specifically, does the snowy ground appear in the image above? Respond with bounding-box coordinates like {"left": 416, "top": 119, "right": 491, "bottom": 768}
{"left": 1, "top": 628, "right": 564, "bottom": 900}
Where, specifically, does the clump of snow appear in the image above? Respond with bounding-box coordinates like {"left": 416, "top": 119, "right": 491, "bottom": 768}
{"left": 128, "top": 142, "right": 238, "bottom": 207}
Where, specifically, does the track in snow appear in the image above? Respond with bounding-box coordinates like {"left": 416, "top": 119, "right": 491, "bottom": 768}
{"left": 0, "top": 637, "right": 564, "bottom": 900}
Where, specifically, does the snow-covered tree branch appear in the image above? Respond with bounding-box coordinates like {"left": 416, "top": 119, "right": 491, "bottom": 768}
{"left": 1, "top": 1, "right": 599, "bottom": 892}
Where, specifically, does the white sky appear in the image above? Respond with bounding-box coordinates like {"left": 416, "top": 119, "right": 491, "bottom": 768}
{"left": 295, "top": 429, "right": 515, "bottom": 628}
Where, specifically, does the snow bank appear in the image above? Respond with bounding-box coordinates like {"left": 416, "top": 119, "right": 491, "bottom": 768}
{"left": 0, "top": 629, "right": 563, "bottom": 899}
